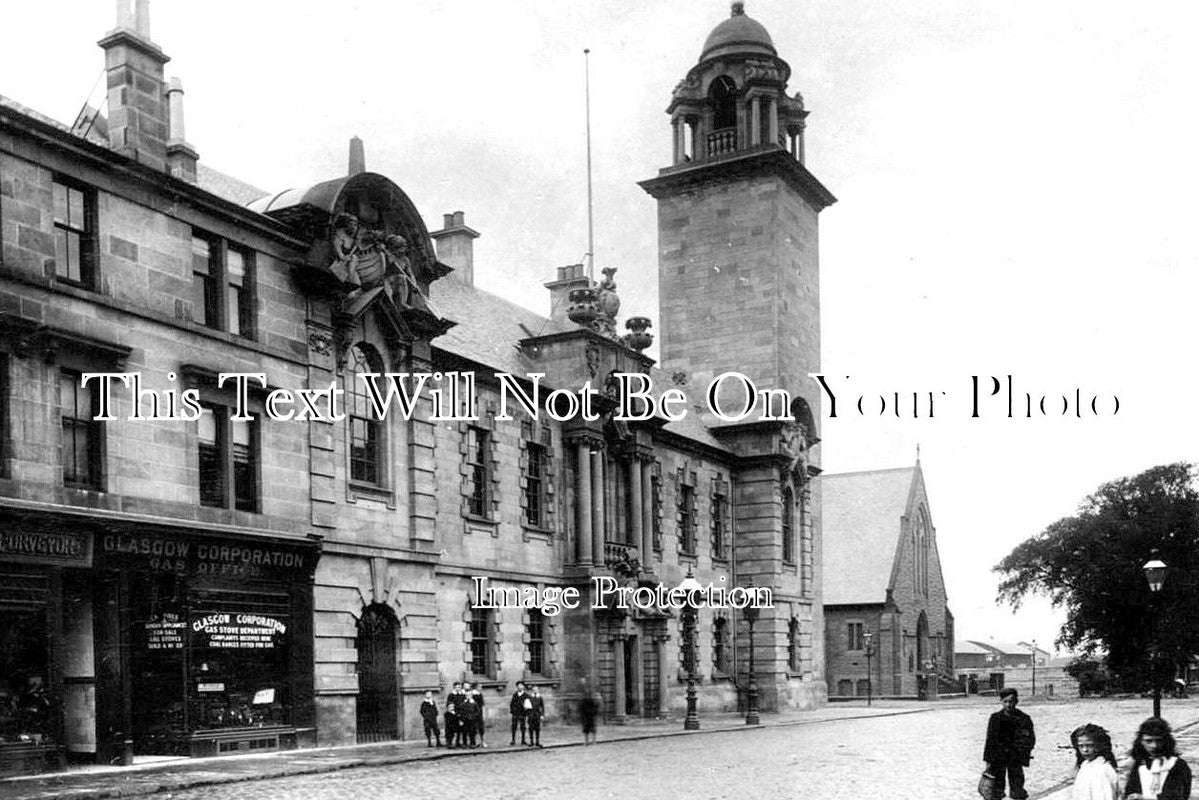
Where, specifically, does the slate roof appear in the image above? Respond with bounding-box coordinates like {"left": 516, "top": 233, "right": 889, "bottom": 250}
{"left": 955, "top": 640, "right": 994, "bottom": 656}
{"left": 197, "top": 162, "right": 268, "bottom": 206}
{"left": 430, "top": 277, "right": 728, "bottom": 453}
{"left": 821, "top": 466, "right": 916, "bottom": 606}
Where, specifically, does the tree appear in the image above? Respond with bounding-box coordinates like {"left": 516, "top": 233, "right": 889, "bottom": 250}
{"left": 995, "top": 463, "right": 1199, "bottom": 682}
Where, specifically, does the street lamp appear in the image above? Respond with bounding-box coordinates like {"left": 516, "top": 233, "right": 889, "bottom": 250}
{"left": 678, "top": 570, "right": 702, "bottom": 731}
{"left": 1031, "top": 639, "right": 1037, "bottom": 698}
{"left": 742, "top": 580, "right": 760, "bottom": 725}
{"left": 1143, "top": 558, "right": 1168, "bottom": 718}
{"left": 863, "top": 630, "right": 875, "bottom": 707}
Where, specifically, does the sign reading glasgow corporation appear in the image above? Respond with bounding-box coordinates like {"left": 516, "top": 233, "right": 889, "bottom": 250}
{"left": 0, "top": 530, "right": 93, "bottom": 566}
{"left": 96, "top": 533, "right": 316, "bottom": 580}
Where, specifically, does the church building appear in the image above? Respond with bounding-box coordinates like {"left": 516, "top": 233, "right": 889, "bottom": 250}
{"left": 0, "top": 1, "right": 833, "bottom": 773}
{"left": 821, "top": 460, "right": 955, "bottom": 699}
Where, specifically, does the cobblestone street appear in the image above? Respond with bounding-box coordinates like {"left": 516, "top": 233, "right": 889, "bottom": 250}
{"left": 146, "top": 698, "right": 1198, "bottom": 800}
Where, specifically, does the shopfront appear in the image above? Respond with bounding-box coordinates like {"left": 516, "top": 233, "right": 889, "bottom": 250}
{"left": 93, "top": 527, "right": 319, "bottom": 761}
{"left": 0, "top": 511, "right": 319, "bottom": 774}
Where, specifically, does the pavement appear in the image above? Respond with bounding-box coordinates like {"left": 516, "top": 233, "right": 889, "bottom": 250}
{"left": 0, "top": 701, "right": 931, "bottom": 800}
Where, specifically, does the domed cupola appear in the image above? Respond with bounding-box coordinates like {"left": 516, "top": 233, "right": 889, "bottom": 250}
{"left": 663, "top": 2, "right": 809, "bottom": 167}
{"left": 700, "top": 1, "right": 776, "bottom": 61}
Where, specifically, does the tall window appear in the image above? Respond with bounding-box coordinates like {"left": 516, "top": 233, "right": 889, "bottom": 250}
{"left": 60, "top": 371, "right": 101, "bottom": 489}
{"left": 192, "top": 232, "right": 254, "bottom": 337}
{"left": 522, "top": 421, "right": 550, "bottom": 528}
{"left": 347, "top": 344, "right": 384, "bottom": 486}
{"left": 651, "top": 468, "right": 662, "bottom": 551}
{"left": 198, "top": 404, "right": 257, "bottom": 511}
{"left": 712, "top": 617, "right": 730, "bottom": 674}
{"left": 782, "top": 486, "right": 795, "bottom": 563}
{"left": 0, "top": 355, "right": 8, "bottom": 477}
{"left": 847, "top": 622, "right": 865, "bottom": 651}
{"left": 470, "top": 606, "right": 494, "bottom": 677}
{"left": 466, "top": 427, "right": 491, "bottom": 518}
{"left": 526, "top": 609, "right": 545, "bottom": 675}
{"left": 711, "top": 480, "right": 729, "bottom": 560}
{"left": 678, "top": 477, "right": 696, "bottom": 555}
{"left": 788, "top": 617, "right": 801, "bottom": 671}
{"left": 52, "top": 179, "right": 95, "bottom": 286}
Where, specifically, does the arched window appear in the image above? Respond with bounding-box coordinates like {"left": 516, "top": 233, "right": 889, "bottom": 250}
{"left": 346, "top": 343, "right": 385, "bottom": 486}
{"left": 712, "top": 617, "right": 731, "bottom": 674}
{"left": 782, "top": 486, "right": 795, "bottom": 563}
{"left": 709, "top": 76, "right": 737, "bottom": 130}
{"left": 788, "top": 617, "right": 801, "bottom": 671}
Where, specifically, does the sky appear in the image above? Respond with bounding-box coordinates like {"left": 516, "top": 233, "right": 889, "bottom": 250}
{"left": 3, "top": 0, "right": 1198, "bottom": 655}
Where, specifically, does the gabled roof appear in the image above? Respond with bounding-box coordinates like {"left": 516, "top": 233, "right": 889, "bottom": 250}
{"left": 821, "top": 466, "right": 917, "bottom": 605}
{"left": 955, "top": 640, "right": 994, "bottom": 656}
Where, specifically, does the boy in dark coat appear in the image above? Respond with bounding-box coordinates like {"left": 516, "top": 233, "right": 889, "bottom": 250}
{"left": 509, "top": 681, "right": 528, "bottom": 745}
{"left": 419, "top": 691, "right": 441, "bottom": 747}
{"left": 444, "top": 682, "right": 463, "bottom": 748}
{"left": 459, "top": 694, "right": 481, "bottom": 748}
{"left": 983, "top": 688, "right": 1036, "bottom": 800}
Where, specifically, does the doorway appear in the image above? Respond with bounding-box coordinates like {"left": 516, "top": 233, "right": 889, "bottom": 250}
{"left": 355, "top": 604, "right": 398, "bottom": 742}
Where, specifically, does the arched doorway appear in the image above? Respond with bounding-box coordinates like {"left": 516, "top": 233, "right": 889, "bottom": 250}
{"left": 356, "top": 604, "right": 399, "bottom": 742}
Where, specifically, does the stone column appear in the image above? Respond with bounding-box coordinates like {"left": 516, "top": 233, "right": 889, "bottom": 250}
{"left": 577, "top": 440, "right": 592, "bottom": 564}
{"left": 672, "top": 118, "right": 684, "bottom": 164}
{"left": 630, "top": 458, "right": 644, "bottom": 560}
{"left": 750, "top": 95, "right": 761, "bottom": 146}
{"left": 613, "top": 635, "right": 627, "bottom": 722}
{"left": 590, "top": 449, "right": 605, "bottom": 564}
{"left": 767, "top": 97, "right": 779, "bottom": 147}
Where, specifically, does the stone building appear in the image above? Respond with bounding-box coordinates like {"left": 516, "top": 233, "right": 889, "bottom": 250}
{"left": 821, "top": 460, "right": 955, "bottom": 698}
{"left": 0, "top": 1, "right": 832, "bottom": 774}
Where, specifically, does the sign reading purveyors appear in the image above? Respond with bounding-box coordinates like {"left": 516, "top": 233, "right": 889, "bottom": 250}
{"left": 0, "top": 529, "right": 92, "bottom": 566}
{"left": 191, "top": 613, "right": 287, "bottom": 649}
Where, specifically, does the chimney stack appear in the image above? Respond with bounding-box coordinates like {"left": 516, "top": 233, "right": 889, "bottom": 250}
{"left": 348, "top": 136, "right": 366, "bottom": 176}
{"left": 165, "top": 77, "right": 198, "bottom": 183}
{"left": 99, "top": 0, "right": 170, "bottom": 170}
{"left": 544, "top": 263, "right": 591, "bottom": 325}
{"left": 429, "top": 211, "right": 480, "bottom": 286}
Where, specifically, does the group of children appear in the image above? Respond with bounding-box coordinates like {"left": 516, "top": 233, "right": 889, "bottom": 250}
{"left": 418, "top": 681, "right": 545, "bottom": 749}
{"left": 1070, "top": 717, "right": 1192, "bottom": 800}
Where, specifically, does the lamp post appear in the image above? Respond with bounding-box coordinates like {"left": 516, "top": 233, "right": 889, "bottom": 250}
{"left": 1031, "top": 639, "right": 1037, "bottom": 698}
{"left": 678, "top": 570, "right": 702, "bottom": 730}
{"left": 1143, "top": 558, "right": 1168, "bottom": 718}
{"left": 742, "top": 584, "right": 760, "bottom": 725}
{"left": 863, "top": 630, "right": 875, "bottom": 707}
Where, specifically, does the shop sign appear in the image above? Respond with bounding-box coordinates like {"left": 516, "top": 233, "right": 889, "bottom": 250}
{"left": 97, "top": 533, "right": 314, "bottom": 580}
{"left": 191, "top": 613, "right": 287, "bottom": 649}
{"left": 0, "top": 529, "right": 92, "bottom": 566}
{"left": 142, "top": 615, "right": 185, "bottom": 650}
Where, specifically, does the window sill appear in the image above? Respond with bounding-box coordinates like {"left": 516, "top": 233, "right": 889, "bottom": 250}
{"left": 349, "top": 481, "right": 392, "bottom": 501}
{"left": 521, "top": 676, "right": 560, "bottom": 688}
{"left": 521, "top": 525, "right": 554, "bottom": 543}
{"left": 467, "top": 677, "right": 508, "bottom": 691}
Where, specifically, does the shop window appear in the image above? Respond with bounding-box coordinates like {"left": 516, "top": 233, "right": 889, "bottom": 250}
{"left": 712, "top": 617, "right": 731, "bottom": 675}
{"left": 469, "top": 606, "right": 494, "bottom": 678}
{"left": 782, "top": 486, "right": 795, "bottom": 563}
{"left": 837, "top": 679, "right": 853, "bottom": 697}
{"left": 191, "top": 231, "right": 255, "bottom": 338}
{"left": 465, "top": 426, "right": 491, "bottom": 518}
{"left": 346, "top": 343, "right": 385, "bottom": 487}
{"left": 60, "top": 370, "right": 102, "bottom": 490}
{"left": 856, "top": 679, "right": 869, "bottom": 697}
{"left": 526, "top": 609, "right": 546, "bottom": 675}
{"left": 198, "top": 404, "right": 258, "bottom": 512}
{"left": 0, "top": 569, "right": 52, "bottom": 749}
{"left": 52, "top": 177, "right": 96, "bottom": 288}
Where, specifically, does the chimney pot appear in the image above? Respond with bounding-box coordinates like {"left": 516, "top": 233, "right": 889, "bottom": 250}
{"left": 348, "top": 136, "right": 366, "bottom": 176}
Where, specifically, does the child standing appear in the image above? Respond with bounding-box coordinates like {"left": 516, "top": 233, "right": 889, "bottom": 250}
{"left": 420, "top": 691, "right": 441, "bottom": 748}
{"left": 1070, "top": 723, "right": 1118, "bottom": 800}
{"left": 1125, "top": 717, "right": 1192, "bottom": 800}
